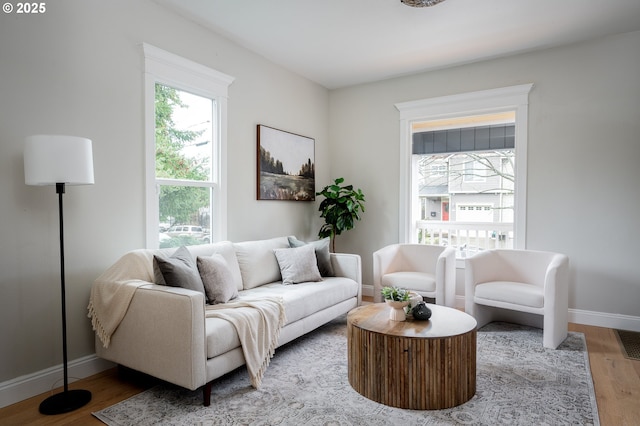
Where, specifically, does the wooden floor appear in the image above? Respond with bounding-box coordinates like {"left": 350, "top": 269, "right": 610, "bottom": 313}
{"left": 1, "top": 308, "right": 638, "bottom": 425}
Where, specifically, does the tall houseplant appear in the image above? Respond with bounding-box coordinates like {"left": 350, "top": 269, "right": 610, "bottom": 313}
{"left": 317, "top": 177, "right": 365, "bottom": 252}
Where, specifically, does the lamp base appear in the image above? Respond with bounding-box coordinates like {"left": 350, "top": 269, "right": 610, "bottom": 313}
{"left": 39, "top": 389, "right": 92, "bottom": 415}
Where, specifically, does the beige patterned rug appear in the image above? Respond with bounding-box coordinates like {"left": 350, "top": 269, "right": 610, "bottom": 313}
{"left": 94, "top": 316, "right": 599, "bottom": 425}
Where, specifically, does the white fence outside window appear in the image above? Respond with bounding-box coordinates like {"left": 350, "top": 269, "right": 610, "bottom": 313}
{"left": 416, "top": 220, "right": 513, "bottom": 259}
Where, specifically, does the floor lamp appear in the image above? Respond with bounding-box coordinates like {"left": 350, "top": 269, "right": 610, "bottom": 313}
{"left": 24, "top": 135, "right": 94, "bottom": 415}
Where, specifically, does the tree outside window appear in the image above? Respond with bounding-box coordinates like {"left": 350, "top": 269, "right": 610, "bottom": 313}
{"left": 155, "top": 83, "right": 215, "bottom": 248}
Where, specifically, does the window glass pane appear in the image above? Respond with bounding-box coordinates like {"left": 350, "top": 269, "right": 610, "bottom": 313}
{"left": 155, "top": 83, "right": 213, "bottom": 181}
{"left": 416, "top": 148, "right": 515, "bottom": 258}
{"left": 158, "top": 185, "right": 211, "bottom": 248}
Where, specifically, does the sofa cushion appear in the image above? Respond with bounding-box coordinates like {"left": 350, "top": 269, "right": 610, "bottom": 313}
{"left": 287, "top": 236, "right": 334, "bottom": 277}
{"left": 153, "top": 246, "right": 206, "bottom": 295}
{"left": 204, "top": 316, "right": 242, "bottom": 359}
{"left": 204, "top": 276, "right": 359, "bottom": 359}
{"left": 197, "top": 254, "right": 239, "bottom": 304}
{"left": 475, "top": 281, "right": 544, "bottom": 308}
{"left": 233, "top": 236, "right": 290, "bottom": 289}
{"left": 273, "top": 245, "right": 322, "bottom": 285}
{"left": 242, "top": 277, "right": 358, "bottom": 325}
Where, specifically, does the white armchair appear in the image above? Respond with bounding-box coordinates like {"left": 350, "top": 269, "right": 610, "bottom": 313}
{"left": 373, "top": 244, "right": 456, "bottom": 306}
{"left": 465, "top": 249, "right": 569, "bottom": 349}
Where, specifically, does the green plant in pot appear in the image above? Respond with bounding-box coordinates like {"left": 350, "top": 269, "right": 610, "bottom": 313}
{"left": 380, "top": 286, "right": 410, "bottom": 302}
{"left": 317, "top": 177, "right": 365, "bottom": 252}
{"left": 381, "top": 286, "right": 411, "bottom": 321}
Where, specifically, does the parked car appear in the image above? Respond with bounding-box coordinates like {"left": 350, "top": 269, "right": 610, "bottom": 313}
{"left": 166, "top": 225, "right": 205, "bottom": 239}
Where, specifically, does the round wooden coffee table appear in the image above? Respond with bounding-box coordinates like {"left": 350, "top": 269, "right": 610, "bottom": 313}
{"left": 347, "top": 303, "right": 477, "bottom": 410}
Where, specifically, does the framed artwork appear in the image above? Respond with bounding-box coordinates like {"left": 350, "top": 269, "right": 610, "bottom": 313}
{"left": 257, "top": 124, "right": 315, "bottom": 201}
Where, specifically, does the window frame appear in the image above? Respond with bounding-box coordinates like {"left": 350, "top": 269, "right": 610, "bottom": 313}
{"left": 143, "top": 43, "right": 234, "bottom": 248}
{"left": 395, "top": 84, "right": 533, "bottom": 252}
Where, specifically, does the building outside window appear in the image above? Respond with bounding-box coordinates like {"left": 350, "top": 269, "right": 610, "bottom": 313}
{"left": 413, "top": 120, "right": 515, "bottom": 257}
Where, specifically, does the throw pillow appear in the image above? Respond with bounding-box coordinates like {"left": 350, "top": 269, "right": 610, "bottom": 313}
{"left": 273, "top": 244, "right": 322, "bottom": 285}
{"left": 153, "top": 246, "right": 206, "bottom": 296}
{"left": 287, "top": 236, "right": 335, "bottom": 277}
{"left": 197, "top": 254, "right": 239, "bottom": 304}
{"left": 207, "top": 241, "right": 244, "bottom": 291}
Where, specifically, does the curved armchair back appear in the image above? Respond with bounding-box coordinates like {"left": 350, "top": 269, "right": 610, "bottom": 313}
{"left": 373, "top": 243, "right": 456, "bottom": 306}
{"left": 396, "top": 244, "right": 448, "bottom": 273}
{"left": 466, "top": 249, "right": 565, "bottom": 288}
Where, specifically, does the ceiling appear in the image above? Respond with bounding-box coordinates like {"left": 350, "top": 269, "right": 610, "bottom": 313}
{"left": 156, "top": 0, "right": 640, "bottom": 89}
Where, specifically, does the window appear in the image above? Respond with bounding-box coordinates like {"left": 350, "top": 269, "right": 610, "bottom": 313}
{"left": 144, "top": 44, "right": 234, "bottom": 248}
{"left": 430, "top": 163, "right": 447, "bottom": 177}
{"left": 395, "top": 84, "right": 533, "bottom": 260}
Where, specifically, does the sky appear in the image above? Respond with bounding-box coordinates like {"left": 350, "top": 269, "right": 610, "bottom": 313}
{"left": 258, "top": 125, "right": 314, "bottom": 175}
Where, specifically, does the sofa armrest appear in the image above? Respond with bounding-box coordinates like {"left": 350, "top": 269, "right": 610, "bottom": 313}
{"left": 330, "top": 253, "right": 362, "bottom": 305}
{"left": 95, "top": 283, "right": 207, "bottom": 391}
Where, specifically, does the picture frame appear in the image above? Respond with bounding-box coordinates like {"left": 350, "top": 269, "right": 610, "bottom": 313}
{"left": 257, "top": 125, "right": 315, "bottom": 201}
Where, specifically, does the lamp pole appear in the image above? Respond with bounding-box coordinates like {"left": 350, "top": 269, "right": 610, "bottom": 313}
{"left": 58, "top": 183, "right": 69, "bottom": 394}
{"left": 38, "top": 185, "right": 92, "bottom": 415}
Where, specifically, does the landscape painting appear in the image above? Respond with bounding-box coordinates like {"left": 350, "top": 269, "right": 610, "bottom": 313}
{"left": 257, "top": 125, "right": 315, "bottom": 201}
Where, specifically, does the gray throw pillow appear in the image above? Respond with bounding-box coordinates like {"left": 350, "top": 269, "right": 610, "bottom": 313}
{"left": 273, "top": 244, "right": 322, "bottom": 285}
{"left": 288, "top": 236, "right": 334, "bottom": 277}
{"left": 197, "top": 254, "right": 239, "bottom": 304}
{"left": 153, "top": 246, "right": 206, "bottom": 296}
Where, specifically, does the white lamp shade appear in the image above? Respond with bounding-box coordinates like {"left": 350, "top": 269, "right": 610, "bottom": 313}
{"left": 24, "top": 135, "right": 95, "bottom": 186}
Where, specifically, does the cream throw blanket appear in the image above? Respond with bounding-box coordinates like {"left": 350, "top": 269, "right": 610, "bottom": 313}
{"left": 206, "top": 296, "right": 286, "bottom": 389}
{"left": 87, "top": 249, "right": 287, "bottom": 388}
{"left": 88, "top": 250, "right": 155, "bottom": 348}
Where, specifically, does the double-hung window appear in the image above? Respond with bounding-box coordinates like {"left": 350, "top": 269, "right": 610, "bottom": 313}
{"left": 143, "top": 44, "right": 234, "bottom": 248}
{"left": 395, "top": 84, "right": 533, "bottom": 261}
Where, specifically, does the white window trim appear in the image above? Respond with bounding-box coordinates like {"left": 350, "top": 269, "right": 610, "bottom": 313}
{"left": 395, "top": 84, "right": 533, "bottom": 251}
{"left": 143, "top": 43, "right": 235, "bottom": 248}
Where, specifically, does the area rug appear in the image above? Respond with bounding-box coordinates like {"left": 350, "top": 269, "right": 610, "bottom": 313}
{"left": 615, "top": 329, "right": 640, "bottom": 360}
{"left": 93, "top": 316, "right": 599, "bottom": 426}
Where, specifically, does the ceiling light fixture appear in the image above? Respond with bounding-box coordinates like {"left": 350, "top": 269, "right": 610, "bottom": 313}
{"left": 401, "top": 0, "right": 447, "bottom": 7}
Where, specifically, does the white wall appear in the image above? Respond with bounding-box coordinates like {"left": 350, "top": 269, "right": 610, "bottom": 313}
{"left": 329, "top": 31, "right": 640, "bottom": 323}
{"left": 0, "top": 0, "right": 329, "bottom": 391}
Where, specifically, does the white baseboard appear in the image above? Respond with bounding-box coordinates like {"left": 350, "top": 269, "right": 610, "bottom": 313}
{"left": 0, "top": 354, "right": 115, "bottom": 409}
{"left": 362, "top": 284, "right": 640, "bottom": 332}
{"left": 362, "top": 284, "right": 374, "bottom": 298}
{"left": 568, "top": 308, "right": 640, "bottom": 332}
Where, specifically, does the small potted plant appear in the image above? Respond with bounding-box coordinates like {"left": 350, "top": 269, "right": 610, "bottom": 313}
{"left": 381, "top": 286, "right": 411, "bottom": 321}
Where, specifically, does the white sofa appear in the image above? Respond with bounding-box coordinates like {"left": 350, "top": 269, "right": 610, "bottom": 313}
{"left": 90, "top": 236, "right": 361, "bottom": 405}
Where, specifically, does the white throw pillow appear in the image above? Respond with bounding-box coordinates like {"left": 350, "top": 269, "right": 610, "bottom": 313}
{"left": 288, "top": 236, "right": 334, "bottom": 277}
{"left": 208, "top": 241, "right": 243, "bottom": 291}
{"left": 273, "top": 244, "right": 322, "bottom": 285}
